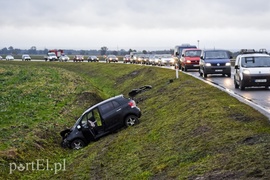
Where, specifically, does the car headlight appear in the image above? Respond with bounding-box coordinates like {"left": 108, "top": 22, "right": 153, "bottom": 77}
{"left": 205, "top": 63, "right": 211, "bottom": 66}
{"left": 226, "top": 62, "right": 231, "bottom": 66}
{"left": 116, "top": 58, "right": 118, "bottom": 60}
{"left": 243, "top": 69, "right": 250, "bottom": 74}
{"left": 186, "top": 60, "right": 191, "bottom": 63}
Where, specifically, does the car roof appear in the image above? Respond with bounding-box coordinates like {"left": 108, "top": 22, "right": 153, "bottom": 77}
{"left": 183, "top": 48, "right": 201, "bottom": 51}
{"left": 81, "top": 94, "right": 124, "bottom": 115}
{"left": 237, "top": 53, "right": 270, "bottom": 58}
{"left": 203, "top": 49, "right": 228, "bottom": 52}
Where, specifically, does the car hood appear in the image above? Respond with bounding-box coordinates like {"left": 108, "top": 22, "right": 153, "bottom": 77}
{"left": 245, "top": 67, "right": 270, "bottom": 75}
{"left": 185, "top": 57, "right": 200, "bottom": 60}
{"left": 204, "top": 58, "right": 230, "bottom": 63}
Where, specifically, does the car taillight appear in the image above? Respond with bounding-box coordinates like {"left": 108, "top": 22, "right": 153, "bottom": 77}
{"left": 128, "top": 100, "right": 136, "bottom": 108}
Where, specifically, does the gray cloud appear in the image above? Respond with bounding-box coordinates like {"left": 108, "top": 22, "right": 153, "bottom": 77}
{"left": 1, "top": 0, "right": 270, "bottom": 50}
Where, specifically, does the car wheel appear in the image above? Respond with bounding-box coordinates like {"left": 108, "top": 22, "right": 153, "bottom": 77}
{"left": 203, "top": 70, "right": 207, "bottom": 78}
{"left": 70, "top": 139, "right": 85, "bottom": 150}
{"left": 125, "top": 115, "right": 139, "bottom": 127}
{"left": 234, "top": 78, "right": 239, "bottom": 88}
{"left": 239, "top": 79, "right": 245, "bottom": 90}
{"left": 184, "top": 66, "right": 187, "bottom": 72}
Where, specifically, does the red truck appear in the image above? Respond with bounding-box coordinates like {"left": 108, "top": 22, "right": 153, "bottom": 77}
{"left": 49, "top": 49, "right": 64, "bottom": 58}
{"left": 44, "top": 49, "right": 64, "bottom": 61}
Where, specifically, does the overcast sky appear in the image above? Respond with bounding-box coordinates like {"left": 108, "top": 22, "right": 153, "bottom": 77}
{"left": 1, "top": 0, "right": 270, "bottom": 52}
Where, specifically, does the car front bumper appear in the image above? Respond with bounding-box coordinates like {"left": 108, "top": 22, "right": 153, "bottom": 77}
{"left": 242, "top": 74, "right": 270, "bottom": 87}
{"left": 204, "top": 66, "right": 231, "bottom": 74}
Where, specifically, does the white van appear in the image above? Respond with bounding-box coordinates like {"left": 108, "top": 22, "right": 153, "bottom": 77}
{"left": 234, "top": 49, "right": 270, "bottom": 90}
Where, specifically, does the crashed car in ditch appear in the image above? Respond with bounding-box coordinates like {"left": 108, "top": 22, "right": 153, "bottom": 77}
{"left": 60, "top": 85, "right": 152, "bottom": 150}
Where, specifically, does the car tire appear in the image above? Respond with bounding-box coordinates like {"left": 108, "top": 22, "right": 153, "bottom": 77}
{"left": 203, "top": 71, "right": 207, "bottom": 78}
{"left": 125, "top": 115, "right": 139, "bottom": 127}
{"left": 234, "top": 78, "right": 239, "bottom": 89}
{"left": 70, "top": 139, "right": 85, "bottom": 150}
{"left": 239, "top": 79, "right": 245, "bottom": 90}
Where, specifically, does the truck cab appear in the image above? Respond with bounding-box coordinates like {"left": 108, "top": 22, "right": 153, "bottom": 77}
{"left": 44, "top": 52, "right": 58, "bottom": 61}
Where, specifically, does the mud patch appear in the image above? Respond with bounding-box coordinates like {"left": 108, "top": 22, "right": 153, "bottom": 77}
{"left": 0, "top": 148, "right": 19, "bottom": 160}
{"left": 191, "top": 125, "right": 211, "bottom": 137}
{"left": 75, "top": 92, "right": 103, "bottom": 107}
{"left": 241, "top": 134, "right": 270, "bottom": 145}
{"left": 191, "top": 170, "right": 245, "bottom": 180}
{"left": 229, "top": 113, "right": 253, "bottom": 122}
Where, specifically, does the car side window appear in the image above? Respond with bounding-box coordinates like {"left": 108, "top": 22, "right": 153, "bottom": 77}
{"left": 112, "top": 100, "right": 120, "bottom": 108}
{"left": 81, "top": 113, "right": 90, "bottom": 126}
{"left": 99, "top": 102, "right": 115, "bottom": 114}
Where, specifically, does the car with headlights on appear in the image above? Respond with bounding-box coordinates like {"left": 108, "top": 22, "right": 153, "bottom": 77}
{"left": 105, "top": 55, "right": 118, "bottom": 63}
{"left": 199, "top": 49, "right": 232, "bottom": 78}
{"left": 87, "top": 56, "right": 99, "bottom": 62}
{"left": 234, "top": 49, "right": 270, "bottom": 90}
{"left": 73, "top": 55, "right": 84, "bottom": 62}
{"left": 123, "top": 55, "right": 131, "bottom": 63}
{"left": 180, "top": 48, "right": 201, "bottom": 71}
{"left": 6, "top": 55, "right": 14, "bottom": 60}
{"left": 59, "top": 55, "right": 70, "bottom": 62}
{"left": 158, "top": 54, "right": 174, "bottom": 66}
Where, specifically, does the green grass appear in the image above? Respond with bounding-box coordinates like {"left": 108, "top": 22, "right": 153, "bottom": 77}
{"left": 0, "top": 61, "right": 270, "bottom": 179}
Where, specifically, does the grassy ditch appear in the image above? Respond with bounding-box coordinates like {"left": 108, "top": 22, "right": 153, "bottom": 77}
{"left": 0, "top": 61, "right": 270, "bottom": 179}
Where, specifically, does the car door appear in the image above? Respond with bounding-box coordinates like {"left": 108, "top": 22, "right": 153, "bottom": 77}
{"left": 99, "top": 100, "right": 122, "bottom": 131}
{"left": 80, "top": 111, "right": 96, "bottom": 142}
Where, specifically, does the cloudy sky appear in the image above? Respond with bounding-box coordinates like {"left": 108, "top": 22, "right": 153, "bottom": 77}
{"left": 1, "top": 0, "right": 270, "bottom": 52}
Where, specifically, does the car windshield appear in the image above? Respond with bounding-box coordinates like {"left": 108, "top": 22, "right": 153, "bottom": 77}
{"left": 241, "top": 57, "right": 270, "bottom": 67}
{"left": 205, "top": 51, "right": 229, "bottom": 59}
{"left": 185, "top": 50, "right": 201, "bottom": 57}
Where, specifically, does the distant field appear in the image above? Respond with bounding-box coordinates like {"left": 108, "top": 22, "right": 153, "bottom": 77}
{"left": 0, "top": 61, "right": 269, "bottom": 179}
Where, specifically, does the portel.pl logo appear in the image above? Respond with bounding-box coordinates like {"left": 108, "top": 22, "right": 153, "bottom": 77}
{"left": 9, "top": 159, "right": 66, "bottom": 174}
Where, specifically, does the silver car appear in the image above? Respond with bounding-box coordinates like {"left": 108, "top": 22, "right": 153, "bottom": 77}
{"left": 59, "top": 55, "right": 70, "bottom": 62}
{"left": 22, "top": 54, "right": 31, "bottom": 61}
{"left": 6, "top": 55, "right": 14, "bottom": 60}
{"left": 158, "top": 54, "right": 174, "bottom": 66}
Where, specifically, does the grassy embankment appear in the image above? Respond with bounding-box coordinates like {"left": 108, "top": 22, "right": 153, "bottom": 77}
{"left": 0, "top": 61, "right": 270, "bottom": 179}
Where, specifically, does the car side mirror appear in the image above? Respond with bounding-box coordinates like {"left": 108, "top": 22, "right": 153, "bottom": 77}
{"left": 200, "top": 56, "right": 204, "bottom": 60}
{"left": 77, "top": 125, "right": 82, "bottom": 130}
{"left": 235, "top": 65, "right": 239, "bottom": 69}
{"left": 181, "top": 54, "right": 185, "bottom": 57}
{"left": 175, "top": 52, "right": 179, "bottom": 56}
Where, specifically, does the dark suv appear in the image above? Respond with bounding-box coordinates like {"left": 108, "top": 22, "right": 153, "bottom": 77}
{"left": 199, "top": 49, "right": 232, "bottom": 78}
{"left": 60, "top": 86, "right": 151, "bottom": 150}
